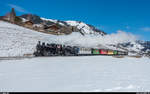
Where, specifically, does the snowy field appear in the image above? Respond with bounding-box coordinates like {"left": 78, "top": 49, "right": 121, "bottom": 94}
{"left": 0, "top": 20, "right": 149, "bottom": 92}
{"left": 0, "top": 56, "right": 150, "bottom": 92}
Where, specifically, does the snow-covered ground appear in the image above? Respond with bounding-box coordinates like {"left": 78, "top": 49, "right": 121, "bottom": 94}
{"left": 0, "top": 56, "right": 150, "bottom": 92}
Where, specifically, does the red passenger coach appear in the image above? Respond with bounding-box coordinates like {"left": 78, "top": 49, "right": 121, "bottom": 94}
{"left": 100, "top": 49, "right": 108, "bottom": 55}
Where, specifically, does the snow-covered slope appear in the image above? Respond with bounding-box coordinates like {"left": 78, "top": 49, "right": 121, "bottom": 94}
{"left": 0, "top": 21, "right": 105, "bottom": 57}
{"left": 65, "top": 21, "right": 105, "bottom": 35}
{"left": 0, "top": 21, "right": 145, "bottom": 57}
{"left": 0, "top": 21, "right": 54, "bottom": 57}
{"left": 40, "top": 17, "right": 106, "bottom": 35}
{"left": 121, "top": 41, "right": 144, "bottom": 52}
{"left": 41, "top": 17, "right": 58, "bottom": 23}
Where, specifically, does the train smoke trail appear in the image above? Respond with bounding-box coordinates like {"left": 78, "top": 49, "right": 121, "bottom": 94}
{"left": 49, "top": 30, "right": 139, "bottom": 48}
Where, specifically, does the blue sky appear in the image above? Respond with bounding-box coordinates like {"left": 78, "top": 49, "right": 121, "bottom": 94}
{"left": 0, "top": 0, "right": 150, "bottom": 40}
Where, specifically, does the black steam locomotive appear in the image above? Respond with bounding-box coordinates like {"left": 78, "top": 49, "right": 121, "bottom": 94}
{"left": 33, "top": 41, "right": 128, "bottom": 56}
{"left": 34, "top": 41, "right": 79, "bottom": 56}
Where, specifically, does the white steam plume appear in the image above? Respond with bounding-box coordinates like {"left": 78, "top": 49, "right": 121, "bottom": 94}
{"left": 45, "top": 30, "right": 138, "bottom": 48}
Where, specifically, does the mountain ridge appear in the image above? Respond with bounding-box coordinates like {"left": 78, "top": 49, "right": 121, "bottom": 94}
{"left": 20, "top": 14, "right": 106, "bottom": 36}
{"left": 0, "top": 8, "right": 106, "bottom": 36}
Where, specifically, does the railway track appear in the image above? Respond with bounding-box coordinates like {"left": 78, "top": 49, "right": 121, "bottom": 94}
{"left": 0, "top": 54, "right": 127, "bottom": 60}
{"left": 0, "top": 56, "right": 34, "bottom": 60}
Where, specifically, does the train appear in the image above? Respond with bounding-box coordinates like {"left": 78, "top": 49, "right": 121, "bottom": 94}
{"left": 33, "top": 41, "right": 128, "bottom": 56}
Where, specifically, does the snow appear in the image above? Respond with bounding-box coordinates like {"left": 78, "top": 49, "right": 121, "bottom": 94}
{"left": 126, "top": 41, "right": 144, "bottom": 52}
{"left": 66, "top": 21, "right": 98, "bottom": 35}
{"left": 33, "top": 24, "right": 43, "bottom": 28}
{"left": 0, "top": 21, "right": 149, "bottom": 92}
{"left": 41, "top": 18, "right": 103, "bottom": 35}
{"left": 0, "top": 21, "right": 53, "bottom": 57}
{"left": 0, "top": 56, "right": 150, "bottom": 92}
{"left": 21, "top": 18, "right": 27, "bottom": 22}
{"left": 41, "top": 17, "right": 58, "bottom": 23}
{"left": 0, "top": 21, "right": 143, "bottom": 57}
{"left": 41, "top": 17, "right": 66, "bottom": 26}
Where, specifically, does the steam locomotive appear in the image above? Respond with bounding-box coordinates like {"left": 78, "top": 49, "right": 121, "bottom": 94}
{"left": 33, "top": 41, "right": 128, "bottom": 56}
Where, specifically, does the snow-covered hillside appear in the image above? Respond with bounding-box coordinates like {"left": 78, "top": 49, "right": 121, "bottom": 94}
{"left": 41, "top": 17, "right": 58, "bottom": 23}
{"left": 65, "top": 21, "right": 105, "bottom": 35}
{"left": 0, "top": 56, "right": 149, "bottom": 92}
{"left": 0, "top": 21, "right": 53, "bottom": 57}
{"left": 0, "top": 21, "right": 145, "bottom": 57}
{"left": 40, "top": 17, "right": 106, "bottom": 35}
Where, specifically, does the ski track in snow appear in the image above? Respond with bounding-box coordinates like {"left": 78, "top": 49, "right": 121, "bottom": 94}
{"left": 0, "top": 56, "right": 150, "bottom": 92}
